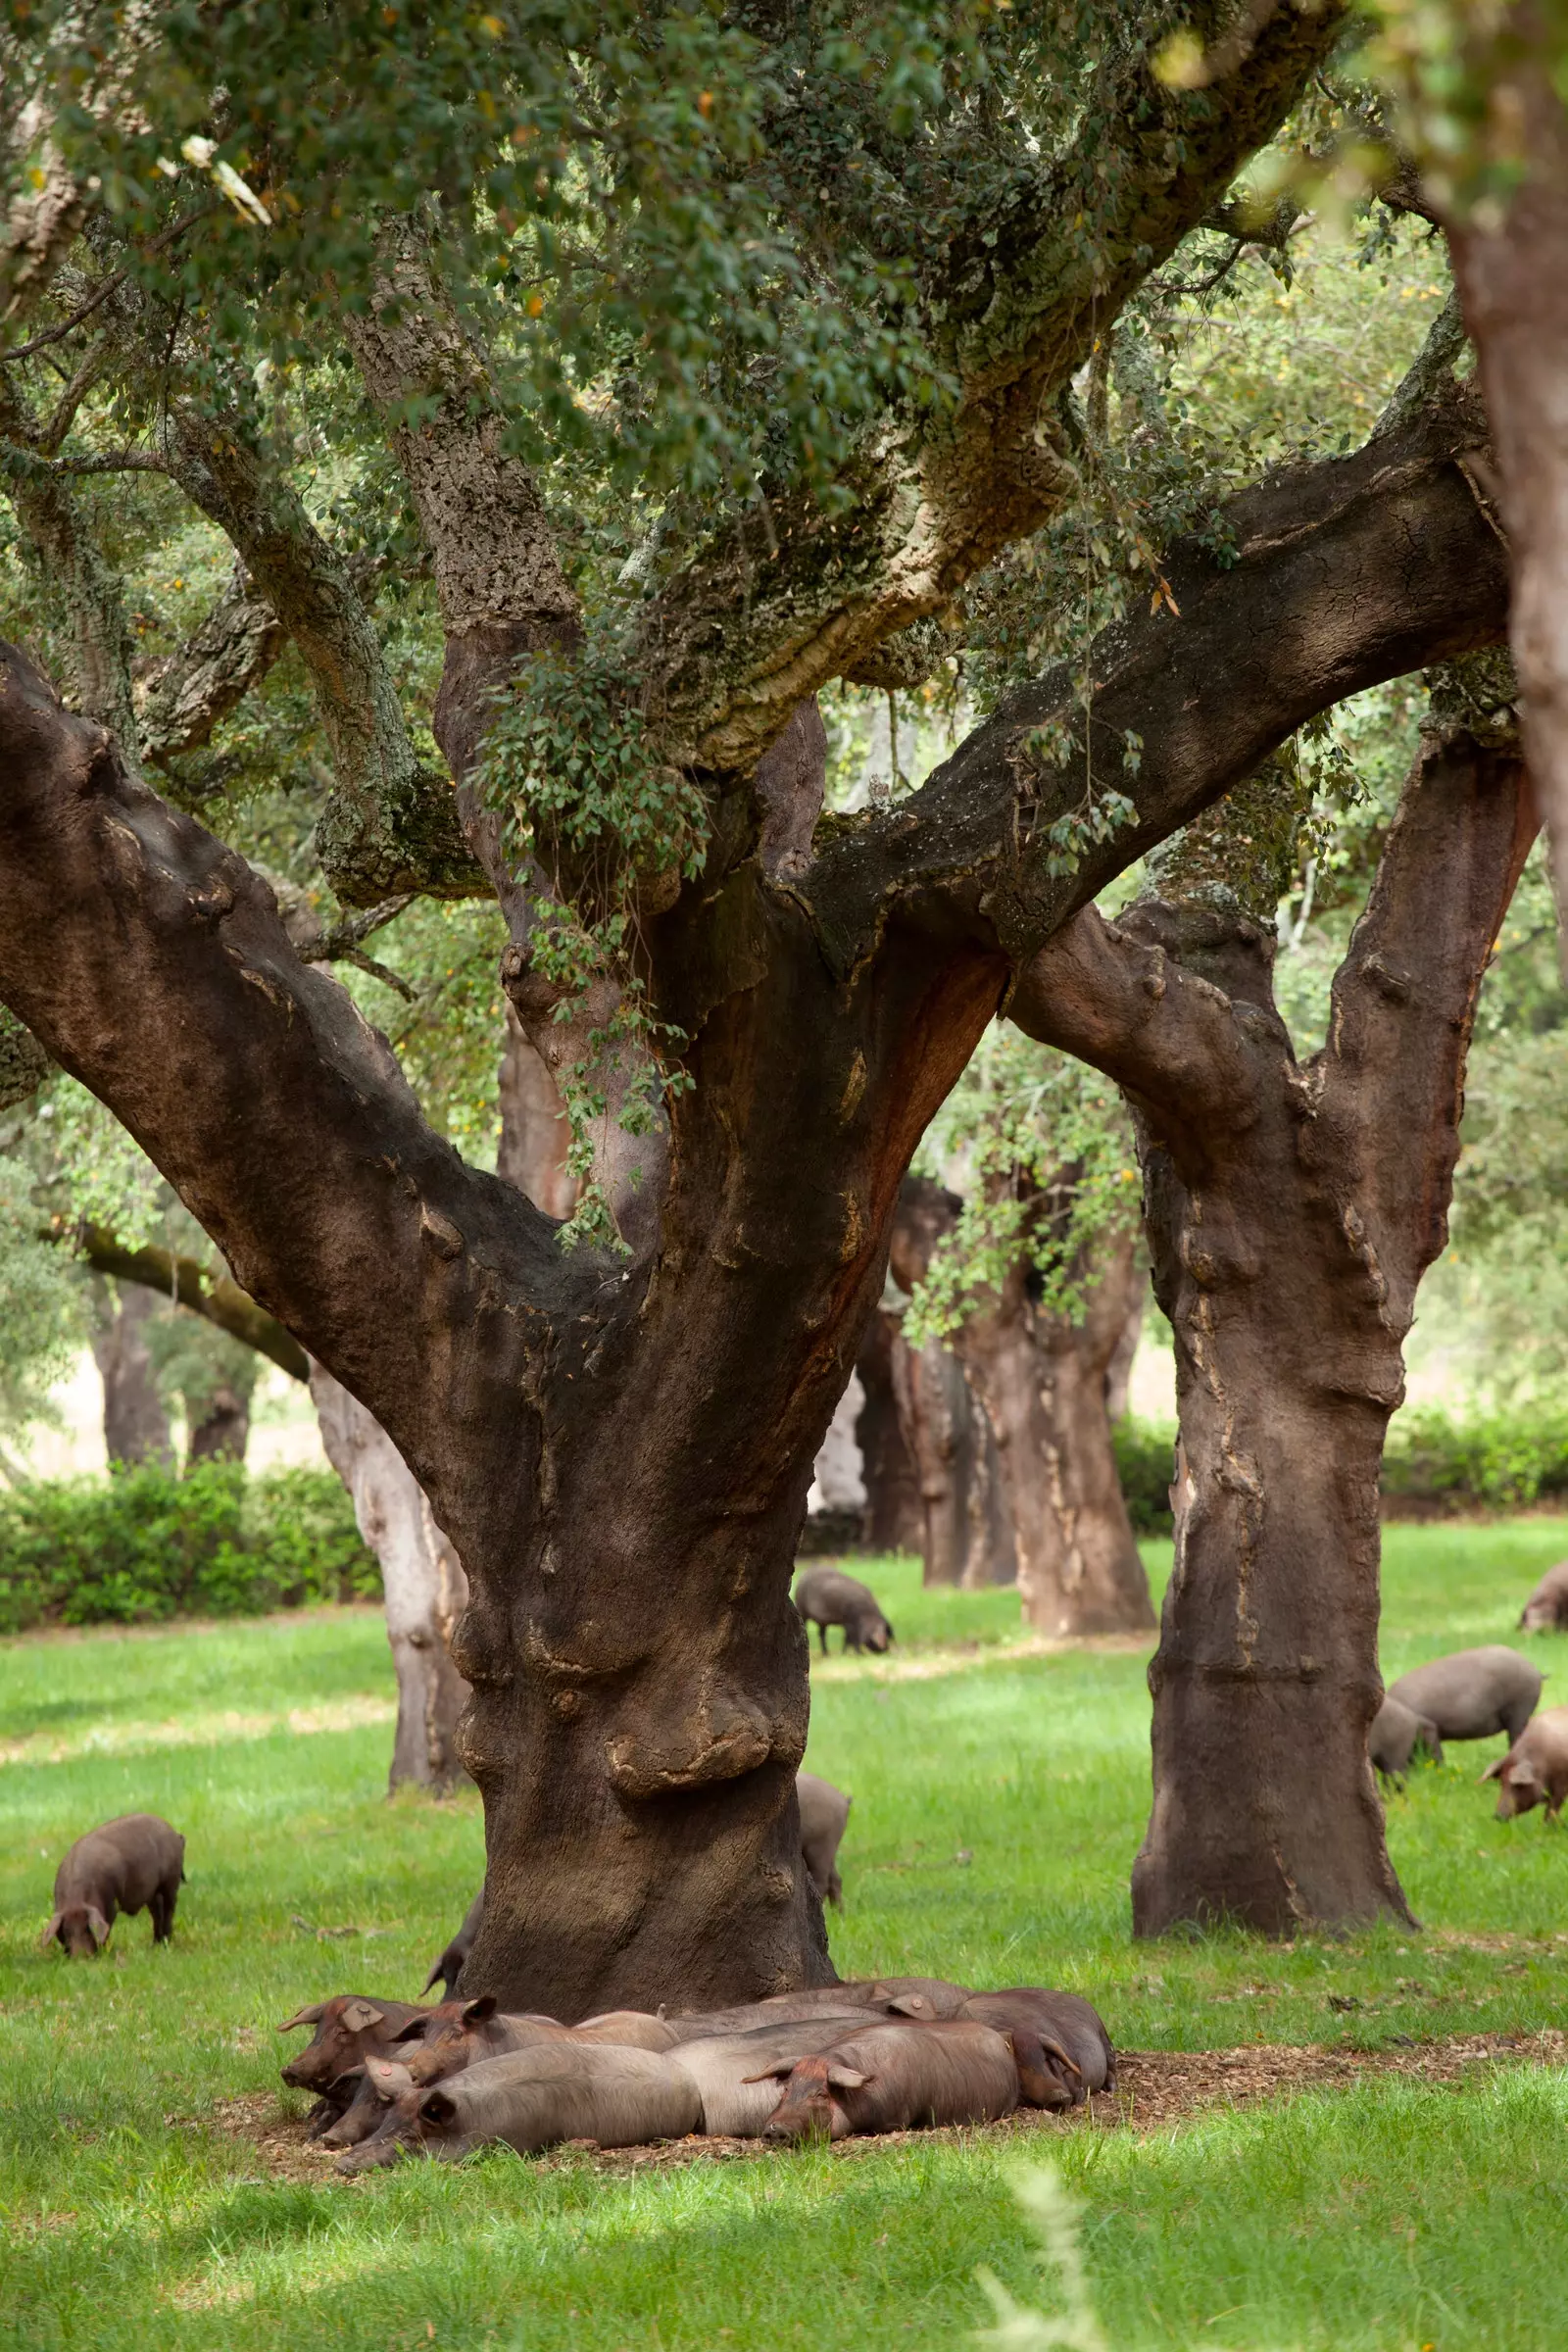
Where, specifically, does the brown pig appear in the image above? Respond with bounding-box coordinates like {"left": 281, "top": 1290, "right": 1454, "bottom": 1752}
{"left": 664, "top": 1977, "right": 971, "bottom": 2041}
{"left": 391, "top": 1997, "right": 639, "bottom": 2087}
{"left": 1482, "top": 1705, "right": 1568, "bottom": 1821}
{"left": 318, "top": 2060, "right": 414, "bottom": 2151}
{"left": 953, "top": 1989, "right": 1116, "bottom": 2107}
{"left": 277, "top": 1994, "right": 433, "bottom": 2108}
{"left": 755, "top": 2019, "right": 1019, "bottom": 2140}
{"left": 41, "top": 1814, "right": 185, "bottom": 1957}
{"left": 339, "top": 2041, "right": 703, "bottom": 2171}
{"left": 668, "top": 2015, "right": 873, "bottom": 2135}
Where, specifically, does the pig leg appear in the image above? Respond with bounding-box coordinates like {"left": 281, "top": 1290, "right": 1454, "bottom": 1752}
{"left": 150, "top": 1878, "right": 179, "bottom": 1942}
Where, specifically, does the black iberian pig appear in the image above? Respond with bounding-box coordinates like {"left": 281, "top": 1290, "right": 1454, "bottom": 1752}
{"left": 1482, "top": 1706, "right": 1568, "bottom": 1821}
{"left": 792, "top": 1567, "right": 895, "bottom": 1656}
{"left": 339, "top": 2041, "right": 703, "bottom": 2170}
{"left": 1519, "top": 1561, "right": 1568, "bottom": 1634}
{"left": 1369, "top": 1693, "right": 1445, "bottom": 1780}
{"left": 421, "top": 1888, "right": 485, "bottom": 1996}
{"left": 41, "top": 1813, "right": 184, "bottom": 1957}
{"left": 1385, "top": 1647, "right": 1543, "bottom": 1748}
{"left": 952, "top": 1989, "right": 1115, "bottom": 2107}
{"left": 797, "top": 1771, "right": 852, "bottom": 1905}
{"left": 756, "top": 2018, "right": 1019, "bottom": 2140}
{"left": 277, "top": 1993, "right": 432, "bottom": 2117}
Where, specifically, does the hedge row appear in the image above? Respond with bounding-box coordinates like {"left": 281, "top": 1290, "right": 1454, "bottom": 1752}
{"left": 0, "top": 1462, "right": 379, "bottom": 1636}
{"left": 1114, "top": 1406, "right": 1568, "bottom": 1534}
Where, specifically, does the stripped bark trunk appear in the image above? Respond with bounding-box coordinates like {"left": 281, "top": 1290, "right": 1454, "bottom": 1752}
{"left": 88, "top": 1278, "right": 173, "bottom": 1469}
{"left": 310, "top": 1365, "right": 470, "bottom": 1793}
{"left": 496, "top": 1009, "right": 577, "bottom": 1219}
{"left": 855, "top": 1308, "right": 926, "bottom": 1555}
{"left": 950, "top": 1219, "right": 1154, "bottom": 1636}
{"left": 1012, "top": 723, "right": 1536, "bottom": 1934}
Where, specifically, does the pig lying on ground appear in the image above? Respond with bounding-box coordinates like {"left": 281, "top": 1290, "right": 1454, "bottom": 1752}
{"left": 662, "top": 1977, "right": 971, "bottom": 2040}
{"left": 318, "top": 2060, "right": 414, "bottom": 2151}
{"left": 665, "top": 2015, "right": 877, "bottom": 2135}
{"left": 1385, "top": 1647, "right": 1543, "bottom": 1747}
{"left": 1519, "top": 1561, "right": 1568, "bottom": 1635}
{"left": 41, "top": 1813, "right": 185, "bottom": 1957}
{"left": 756, "top": 2019, "right": 1019, "bottom": 2140}
{"left": 395, "top": 1996, "right": 678, "bottom": 2085}
{"left": 796, "top": 1771, "right": 852, "bottom": 1905}
{"left": 1481, "top": 1705, "right": 1568, "bottom": 1821}
{"left": 1369, "top": 1692, "right": 1446, "bottom": 1780}
{"left": 421, "top": 1889, "right": 485, "bottom": 1996}
{"left": 339, "top": 2042, "right": 703, "bottom": 2170}
{"left": 793, "top": 1567, "right": 895, "bottom": 1655}
{"left": 953, "top": 1989, "right": 1115, "bottom": 2107}
{"left": 278, "top": 1994, "right": 433, "bottom": 2132}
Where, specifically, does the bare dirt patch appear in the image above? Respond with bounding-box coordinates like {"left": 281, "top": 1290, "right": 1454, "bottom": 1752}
{"left": 208, "top": 2031, "right": 1568, "bottom": 2183}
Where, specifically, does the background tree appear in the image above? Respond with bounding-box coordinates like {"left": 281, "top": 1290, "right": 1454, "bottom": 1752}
{"left": 0, "top": 4, "right": 1515, "bottom": 2009}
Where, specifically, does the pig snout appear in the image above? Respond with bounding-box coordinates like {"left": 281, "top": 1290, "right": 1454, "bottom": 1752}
{"left": 760, "top": 2056, "right": 849, "bottom": 2142}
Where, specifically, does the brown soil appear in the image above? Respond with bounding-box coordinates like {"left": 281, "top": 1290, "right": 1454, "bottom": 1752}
{"left": 205, "top": 2028, "right": 1568, "bottom": 2182}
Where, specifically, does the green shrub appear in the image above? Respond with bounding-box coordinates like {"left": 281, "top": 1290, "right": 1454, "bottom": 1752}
{"left": 0, "top": 1462, "right": 378, "bottom": 1635}
{"left": 1381, "top": 1405, "right": 1568, "bottom": 1516}
{"left": 1112, "top": 1416, "right": 1176, "bottom": 1536}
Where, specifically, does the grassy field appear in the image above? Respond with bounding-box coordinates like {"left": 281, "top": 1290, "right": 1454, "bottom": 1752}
{"left": 3, "top": 1521, "right": 1568, "bottom": 2348}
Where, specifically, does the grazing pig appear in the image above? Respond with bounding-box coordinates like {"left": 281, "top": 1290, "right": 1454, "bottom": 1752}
{"left": 797, "top": 1772, "right": 852, "bottom": 1906}
{"left": 339, "top": 2041, "right": 702, "bottom": 2170}
{"left": 1519, "top": 1562, "right": 1568, "bottom": 1635}
{"left": 421, "top": 1888, "right": 485, "bottom": 1996}
{"left": 668, "top": 2015, "right": 874, "bottom": 2135}
{"left": 41, "top": 1813, "right": 185, "bottom": 1957}
{"left": 1386, "top": 1647, "right": 1543, "bottom": 1747}
{"left": 756, "top": 2019, "right": 1018, "bottom": 2140}
{"left": 1481, "top": 1706, "right": 1568, "bottom": 1821}
{"left": 793, "top": 1568, "right": 895, "bottom": 1656}
{"left": 1369, "top": 1693, "right": 1445, "bottom": 1780}
{"left": 277, "top": 1994, "right": 432, "bottom": 2104}
{"left": 954, "top": 1989, "right": 1115, "bottom": 2107}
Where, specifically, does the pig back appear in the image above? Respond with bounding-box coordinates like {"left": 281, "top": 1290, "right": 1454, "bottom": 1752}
{"left": 1390, "top": 1646, "right": 1542, "bottom": 1738}
{"left": 571, "top": 2010, "right": 683, "bottom": 2051}
{"left": 956, "top": 1989, "right": 1114, "bottom": 2091}
{"left": 671, "top": 2015, "right": 872, "bottom": 2135}
{"left": 444, "top": 2043, "right": 701, "bottom": 2153}
{"left": 830, "top": 2020, "right": 1019, "bottom": 2132}
{"left": 56, "top": 1813, "right": 182, "bottom": 1911}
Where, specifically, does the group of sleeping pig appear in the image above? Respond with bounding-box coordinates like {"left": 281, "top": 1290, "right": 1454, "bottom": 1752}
{"left": 279, "top": 1974, "right": 1116, "bottom": 2171}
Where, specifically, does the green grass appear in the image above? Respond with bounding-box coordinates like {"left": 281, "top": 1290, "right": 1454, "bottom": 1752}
{"left": 3, "top": 1523, "right": 1568, "bottom": 2347}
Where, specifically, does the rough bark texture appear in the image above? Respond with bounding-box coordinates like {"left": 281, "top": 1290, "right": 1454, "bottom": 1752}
{"left": 1011, "top": 724, "right": 1537, "bottom": 1935}
{"left": 0, "top": 384, "right": 1512, "bottom": 2013}
{"left": 311, "top": 1366, "right": 470, "bottom": 1793}
{"left": 951, "top": 1220, "right": 1154, "bottom": 1637}
{"left": 88, "top": 1279, "right": 172, "bottom": 1469}
{"left": 1445, "top": 11, "right": 1568, "bottom": 939}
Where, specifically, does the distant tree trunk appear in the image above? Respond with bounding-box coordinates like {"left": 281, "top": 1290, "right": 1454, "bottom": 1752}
{"left": 497, "top": 1008, "right": 577, "bottom": 1219}
{"left": 186, "top": 1382, "right": 249, "bottom": 1463}
{"left": 311, "top": 1364, "right": 470, "bottom": 1792}
{"left": 1012, "top": 722, "right": 1536, "bottom": 1936}
{"left": 88, "top": 1278, "right": 173, "bottom": 1469}
{"left": 951, "top": 1216, "right": 1154, "bottom": 1637}
{"left": 1104, "top": 1266, "right": 1146, "bottom": 1426}
{"left": 855, "top": 1308, "right": 925, "bottom": 1555}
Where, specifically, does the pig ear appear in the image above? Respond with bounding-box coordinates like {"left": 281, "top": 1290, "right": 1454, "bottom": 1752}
{"left": 740, "top": 2059, "right": 800, "bottom": 2083}
{"left": 391, "top": 2015, "right": 430, "bottom": 2042}
{"left": 1506, "top": 1764, "right": 1542, "bottom": 1789}
{"left": 38, "top": 1912, "right": 63, "bottom": 1951}
{"left": 1481, "top": 1758, "right": 1507, "bottom": 1782}
{"left": 340, "top": 2000, "right": 385, "bottom": 2034}
{"left": 888, "top": 1994, "right": 930, "bottom": 2018}
{"left": 85, "top": 1907, "right": 111, "bottom": 1949}
{"left": 461, "top": 1996, "right": 498, "bottom": 2023}
{"left": 420, "top": 2090, "right": 458, "bottom": 2125}
{"left": 278, "top": 2003, "right": 327, "bottom": 2031}
{"left": 826, "top": 2063, "right": 869, "bottom": 2090}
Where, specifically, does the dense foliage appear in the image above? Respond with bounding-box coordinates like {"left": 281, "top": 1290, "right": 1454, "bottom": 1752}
{"left": 0, "top": 1463, "right": 378, "bottom": 1634}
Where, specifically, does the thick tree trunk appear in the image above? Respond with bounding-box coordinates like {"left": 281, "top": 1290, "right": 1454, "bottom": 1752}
{"left": 311, "top": 1366, "right": 470, "bottom": 1793}
{"left": 1012, "top": 725, "right": 1536, "bottom": 1934}
{"left": 952, "top": 1226, "right": 1155, "bottom": 1637}
{"left": 855, "top": 1308, "right": 926, "bottom": 1555}
{"left": 88, "top": 1279, "right": 173, "bottom": 1469}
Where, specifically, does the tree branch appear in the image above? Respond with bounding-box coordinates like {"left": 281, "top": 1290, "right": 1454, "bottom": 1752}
{"left": 135, "top": 559, "right": 286, "bottom": 771}
{"left": 796, "top": 383, "right": 1511, "bottom": 983}
{"left": 0, "top": 645, "right": 576, "bottom": 1469}
{"left": 65, "top": 1222, "right": 311, "bottom": 1383}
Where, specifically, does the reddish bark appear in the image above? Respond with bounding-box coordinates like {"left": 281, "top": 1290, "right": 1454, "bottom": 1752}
{"left": 1012, "top": 723, "right": 1536, "bottom": 1934}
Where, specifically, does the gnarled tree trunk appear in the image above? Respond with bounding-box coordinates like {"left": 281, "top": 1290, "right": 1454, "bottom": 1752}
{"left": 88, "top": 1278, "right": 172, "bottom": 1469}
{"left": 186, "top": 1381, "right": 249, "bottom": 1463}
{"left": 311, "top": 1365, "right": 470, "bottom": 1793}
{"left": 1013, "top": 721, "right": 1536, "bottom": 1934}
{"left": 855, "top": 1307, "right": 926, "bottom": 1555}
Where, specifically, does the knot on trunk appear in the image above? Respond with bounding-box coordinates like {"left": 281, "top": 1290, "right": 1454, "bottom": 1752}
{"left": 606, "top": 1685, "right": 799, "bottom": 1800}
